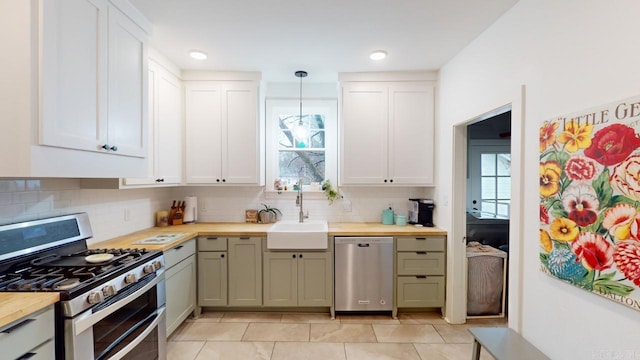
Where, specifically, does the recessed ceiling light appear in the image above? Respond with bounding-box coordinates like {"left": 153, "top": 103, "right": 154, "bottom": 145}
{"left": 189, "top": 50, "right": 208, "bottom": 60}
{"left": 370, "top": 50, "right": 387, "bottom": 60}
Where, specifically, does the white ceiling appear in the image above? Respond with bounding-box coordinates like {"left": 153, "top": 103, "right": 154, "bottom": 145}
{"left": 129, "top": 0, "right": 519, "bottom": 82}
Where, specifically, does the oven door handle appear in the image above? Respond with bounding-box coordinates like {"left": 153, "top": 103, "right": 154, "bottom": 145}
{"left": 74, "top": 270, "right": 165, "bottom": 335}
{"left": 97, "top": 306, "right": 165, "bottom": 360}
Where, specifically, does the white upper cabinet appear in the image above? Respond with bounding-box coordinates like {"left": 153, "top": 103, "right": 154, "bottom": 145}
{"left": 0, "top": 0, "right": 151, "bottom": 178}
{"left": 106, "top": 4, "right": 147, "bottom": 157}
{"left": 123, "top": 58, "right": 182, "bottom": 186}
{"left": 40, "top": 0, "right": 109, "bottom": 154}
{"left": 41, "top": 0, "right": 147, "bottom": 157}
{"left": 340, "top": 83, "right": 389, "bottom": 185}
{"left": 388, "top": 83, "right": 435, "bottom": 185}
{"left": 340, "top": 75, "right": 435, "bottom": 186}
{"left": 185, "top": 79, "right": 260, "bottom": 185}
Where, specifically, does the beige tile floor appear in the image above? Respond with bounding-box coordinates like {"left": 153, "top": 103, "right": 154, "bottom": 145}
{"left": 168, "top": 311, "right": 504, "bottom": 360}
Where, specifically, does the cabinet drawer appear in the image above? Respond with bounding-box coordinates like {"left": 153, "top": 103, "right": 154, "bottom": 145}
{"left": 0, "top": 305, "right": 54, "bottom": 360}
{"left": 396, "top": 236, "right": 445, "bottom": 252}
{"left": 198, "top": 236, "right": 227, "bottom": 251}
{"left": 23, "top": 338, "right": 54, "bottom": 360}
{"left": 396, "top": 276, "right": 445, "bottom": 308}
{"left": 397, "top": 252, "right": 445, "bottom": 275}
{"left": 165, "top": 239, "right": 196, "bottom": 268}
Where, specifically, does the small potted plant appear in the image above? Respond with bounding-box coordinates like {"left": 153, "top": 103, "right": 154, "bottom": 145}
{"left": 258, "top": 203, "right": 282, "bottom": 224}
{"left": 322, "top": 180, "right": 340, "bottom": 205}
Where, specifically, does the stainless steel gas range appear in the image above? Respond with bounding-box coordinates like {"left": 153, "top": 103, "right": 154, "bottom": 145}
{"left": 0, "top": 213, "right": 166, "bottom": 359}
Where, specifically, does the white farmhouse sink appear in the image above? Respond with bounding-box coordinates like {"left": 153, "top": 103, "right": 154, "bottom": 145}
{"left": 267, "top": 220, "right": 328, "bottom": 249}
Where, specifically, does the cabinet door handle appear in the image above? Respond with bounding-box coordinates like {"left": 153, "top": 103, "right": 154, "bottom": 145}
{"left": 292, "top": 254, "right": 296, "bottom": 258}
{"left": 174, "top": 245, "right": 184, "bottom": 250}
{"left": 299, "top": 254, "right": 303, "bottom": 258}
{"left": 389, "top": 179, "right": 393, "bottom": 183}
{"left": 1, "top": 318, "right": 35, "bottom": 334}
{"left": 383, "top": 179, "right": 388, "bottom": 183}
{"left": 221, "top": 254, "right": 225, "bottom": 258}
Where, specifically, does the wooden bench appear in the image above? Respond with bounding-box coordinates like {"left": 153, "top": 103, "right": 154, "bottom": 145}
{"left": 468, "top": 327, "right": 550, "bottom": 360}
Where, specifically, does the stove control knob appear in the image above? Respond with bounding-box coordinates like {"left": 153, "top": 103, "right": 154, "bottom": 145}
{"left": 152, "top": 260, "right": 163, "bottom": 270}
{"left": 124, "top": 273, "right": 138, "bottom": 284}
{"left": 143, "top": 264, "right": 155, "bottom": 275}
{"left": 102, "top": 284, "right": 117, "bottom": 297}
{"left": 87, "top": 291, "right": 104, "bottom": 305}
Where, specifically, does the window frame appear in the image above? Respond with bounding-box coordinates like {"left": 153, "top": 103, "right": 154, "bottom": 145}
{"left": 265, "top": 98, "right": 338, "bottom": 193}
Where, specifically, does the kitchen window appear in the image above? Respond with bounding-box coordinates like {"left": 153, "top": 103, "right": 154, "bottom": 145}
{"left": 265, "top": 99, "right": 337, "bottom": 191}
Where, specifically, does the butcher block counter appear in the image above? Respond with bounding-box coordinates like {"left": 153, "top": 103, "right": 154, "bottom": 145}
{"left": 91, "top": 222, "right": 447, "bottom": 251}
{"left": 0, "top": 293, "right": 59, "bottom": 328}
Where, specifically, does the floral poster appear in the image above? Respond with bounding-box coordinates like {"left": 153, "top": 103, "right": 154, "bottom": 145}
{"left": 539, "top": 95, "right": 640, "bottom": 311}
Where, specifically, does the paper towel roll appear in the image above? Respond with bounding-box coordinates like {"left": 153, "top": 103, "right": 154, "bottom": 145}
{"left": 183, "top": 196, "right": 198, "bottom": 223}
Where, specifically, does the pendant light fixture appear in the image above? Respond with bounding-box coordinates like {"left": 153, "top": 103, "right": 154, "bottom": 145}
{"left": 292, "top": 70, "right": 309, "bottom": 147}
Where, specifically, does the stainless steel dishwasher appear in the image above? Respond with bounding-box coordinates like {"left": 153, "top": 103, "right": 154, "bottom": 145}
{"left": 334, "top": 237, "right": 394, "bottom": 311}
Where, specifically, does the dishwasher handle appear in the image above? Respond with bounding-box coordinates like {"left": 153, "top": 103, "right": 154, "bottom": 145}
{"left": 357, "top": 243, "right": 370, "bottom": 247}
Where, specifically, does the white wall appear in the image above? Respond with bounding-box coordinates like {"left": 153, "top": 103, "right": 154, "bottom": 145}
{"left": 438, "top": 0, "right": 640, "bottom": 359}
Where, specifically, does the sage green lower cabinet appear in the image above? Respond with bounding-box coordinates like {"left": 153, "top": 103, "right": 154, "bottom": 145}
{"left": 298, "top": 252, "right": 333, "bottom": 306}
{"left": 395, "top": 236, "right": 446, "bottom": 315}
{"left": 228, "top": 237, "right": 262, "bottom": 306}
{"left": 197, "top": 236, "right": 227, "bottom": 306}
{"left": 197, "top": 251, "right": 227, "bottom": 306}
{"left": 396, "top": 276, "right": 445, "bottom": 307}
{"left": 263, "top": 251, "right": 332, "bottom": 307}
{"left": 263, "top": 252, "right": 297, "bottom": 306}
{"left": 165, "top": 239, "right": 197, "bottom": 336}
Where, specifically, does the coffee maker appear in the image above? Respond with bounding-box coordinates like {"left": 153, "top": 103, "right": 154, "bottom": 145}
{"left": 408, "top": 198, "right": 435, "bottom": 227}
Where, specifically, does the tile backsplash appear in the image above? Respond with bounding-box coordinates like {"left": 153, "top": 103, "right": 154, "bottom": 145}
{"left": 0, "top": 179, "right": 171, "bottom": 245}
{"left": 170, "top": 186, "right": 434, "bottom": 224}
{"left": 0, "top": 179, "right": 434, "bottom": 245}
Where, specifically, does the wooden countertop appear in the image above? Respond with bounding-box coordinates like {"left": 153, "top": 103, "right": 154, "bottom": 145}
{"left": 91, "top": 222, "right": 447, "bottom": 251}
{"left": 0, "top": 293, "right": 59, "bottom": 329}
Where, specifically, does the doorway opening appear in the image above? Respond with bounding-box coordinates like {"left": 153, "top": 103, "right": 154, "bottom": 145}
{"left": 465, "top": 109, "right": 511, "bottom": 319}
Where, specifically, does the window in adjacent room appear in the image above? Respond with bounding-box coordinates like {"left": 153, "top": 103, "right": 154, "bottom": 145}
{"left": 468, "top": 140, "right": 511, "bottom": 218}
{"left": 479, "top": 152, "right": 511, "bottom": 218}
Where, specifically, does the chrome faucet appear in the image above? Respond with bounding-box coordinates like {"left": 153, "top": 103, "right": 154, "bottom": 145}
{"left": 296, "top": 179, "right": 308, "bottom": 223}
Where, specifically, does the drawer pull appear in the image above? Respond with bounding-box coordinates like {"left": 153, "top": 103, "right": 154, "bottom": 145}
{"left": 206, "top": 237, "right": 218, "bottom": 240}
{"left": 17, "top": 353, "right": 37, "bottom": 359}
{"left": 2, "top": 318, "right": 35, "bottom": 334}
{"left": 416, "top": 251, "right": 427, "bottom": 255}
{"left": 239, "top": 237, "right": 250, "bottom": 240}
{"left": 174, "top": 245, "right": 184, "bottom": 250}
{"left": 416, "top": 237, "right": 426, "bottom": 240}
{"left": 416, "top": 275, "right": 427, "bottom": 279}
